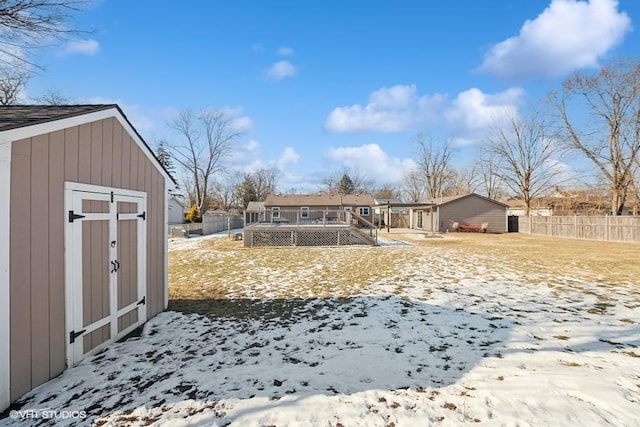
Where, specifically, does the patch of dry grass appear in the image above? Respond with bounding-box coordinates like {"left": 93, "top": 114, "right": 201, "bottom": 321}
{"left": 168, "top": 233, "right": 640, "bottom": 305}
{"left": 408, "top": 232, "right": 640, "bottom": 285}
{"left": 169, "top": 237, "right": 417, "bottom": 301}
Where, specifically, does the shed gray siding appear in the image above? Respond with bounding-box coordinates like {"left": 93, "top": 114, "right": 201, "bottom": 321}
{"left": 8, "top": 116, "right": 167, "bottom": 401}
{"left": 438, "top": 196, "right": 507, "bottom": 233}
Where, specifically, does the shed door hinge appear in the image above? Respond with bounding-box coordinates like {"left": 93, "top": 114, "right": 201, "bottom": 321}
{"left": 110, "top": 191, "right": 114, "bottom": 203}
{"left": 137, "top": 212, "right": 146, "bottom": 220}
{"left": 68, "top": 211, "right": 86, "bottom": 223}
{"left": 69, "top": 329, "right": 86, "bottom": 344}
{"left": 137, "top": 296, "right": 146, "bottom": 306}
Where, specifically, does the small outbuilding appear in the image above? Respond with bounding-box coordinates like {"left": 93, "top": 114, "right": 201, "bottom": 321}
{"left": 410, "top": 193, "right": 508, "bottom": 233}
{"left": 0, "top": 105, "right": 175, "bottom": 411}
{"left": 168, "top": 195, "right": 186, "bottom": 224}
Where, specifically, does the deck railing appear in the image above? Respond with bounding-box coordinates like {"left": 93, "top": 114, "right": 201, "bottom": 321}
{"left": 248, "top": 209, "right": 349, "bottom": 226}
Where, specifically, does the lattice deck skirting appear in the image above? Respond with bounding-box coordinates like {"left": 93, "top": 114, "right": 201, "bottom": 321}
{"left": 244, "top": 225, "right": 373, "bottom": 247}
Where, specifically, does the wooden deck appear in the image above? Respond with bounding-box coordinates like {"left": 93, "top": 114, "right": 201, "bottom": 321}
{"left": 244, "top": 223, "right": 377, "bottom": 247}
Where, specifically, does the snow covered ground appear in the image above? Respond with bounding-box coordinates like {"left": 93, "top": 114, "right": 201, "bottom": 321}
{"left": 2, "top": 233, "right": 640, "bottom": 426}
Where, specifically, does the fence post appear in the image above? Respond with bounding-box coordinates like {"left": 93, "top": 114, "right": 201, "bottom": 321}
{"left": 606, "top": 215, "right": 609, "bottom": 241}
{"left": 574, "top": 215, "right": 577, "bottom": 239}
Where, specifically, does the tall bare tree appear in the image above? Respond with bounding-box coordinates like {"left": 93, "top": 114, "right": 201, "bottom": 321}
{"left": 0, "top": 0, "right": 89, "bottom": 69}
{"left": 166, "top": 109, "right": 243, "bottom": 216}
{"left": 415, "top": 133, "right": 454, "bottom": 200}
{"left": 474, "top": 152, "right": 504, "bottom": 199}
{"left": 551, "top": 58, "right": 640, "bottom": 215}
{"left": 0, "top": 68, "right": 29, "bottom": 104}
{"left": 485, "top": 111, "right": 558, "bottom": 215}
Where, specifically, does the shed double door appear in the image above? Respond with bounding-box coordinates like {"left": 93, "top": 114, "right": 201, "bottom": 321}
{"left": 64, "top": 183, "right": 147, "bottom": 366}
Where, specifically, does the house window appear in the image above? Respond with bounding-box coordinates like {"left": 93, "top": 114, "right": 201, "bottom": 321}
{"left": 359, "top": 207, "right": 370, "bottom": 216}
{"left": 301, "top": 207, "right": 309, "bottom": 219}
{"left": 272, "top": 207, "right": 280, "bottom": 219}
{"left": 343, "top": 206, "right": 352, "bottom": 212}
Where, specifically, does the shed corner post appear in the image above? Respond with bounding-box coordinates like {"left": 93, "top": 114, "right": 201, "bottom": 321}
{"left": 164, "top": 184, "right": 170, "bottom": 311}
{"left": 0, "top": 139, "right": 12, "bottom": 411}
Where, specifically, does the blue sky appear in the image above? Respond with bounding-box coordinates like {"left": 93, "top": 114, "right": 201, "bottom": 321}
{"left": 24, "top": 0, "right": 640, "bottom": 192}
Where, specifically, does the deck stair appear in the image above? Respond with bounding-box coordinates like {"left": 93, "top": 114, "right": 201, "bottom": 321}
{"left": 349, "top": 212, "right": 378, "bottom": 245}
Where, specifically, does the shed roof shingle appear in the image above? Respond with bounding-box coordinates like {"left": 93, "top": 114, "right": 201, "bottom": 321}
{"left": 0, "top": 104, "right": 118, "bottom": 132}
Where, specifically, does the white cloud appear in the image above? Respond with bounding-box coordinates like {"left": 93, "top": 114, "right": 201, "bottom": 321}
{"left": 325, "top": 144, "right": 418, "bottom": 184}
{"left": 266, "top": 60, "right": 297, "bottom": 80}
{"left": 324, "top": 85, "right": 445, "bottom": 133}
{"left": 277, "top": 47, "right": 294, "bottom": 56}
{"left": 62, "top": 39, "right": 100, "bottom": 56}
{"left": 324, "top": 84, "right": 523, "bottom": 145}
{"left": 544, "top": 158, "right": 582, "bottom": 187}
{"left": 443, "top": 87, "right": 524, "bottom": 146}
{"left": 277, "top": 147, "right": 300, "bottom": 169}
{"left": 245, "top": 139, "right": 260, "bottom": 152}
{"left": 220, "top": 106, "right": 253, "bottom": 132}
{"left": 477, "top": 0, "right": 631, "bottom": 80}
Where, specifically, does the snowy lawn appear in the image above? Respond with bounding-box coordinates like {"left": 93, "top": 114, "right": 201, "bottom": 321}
{"left": 2, "top": 232, "right": 640, "bottom": 426}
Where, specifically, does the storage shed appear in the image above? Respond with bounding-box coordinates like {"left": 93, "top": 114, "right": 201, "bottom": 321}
{"left": 410, "top": 193, "right": 508, "bottom": 233}
{"left": 0, "top": 105, "right": 174, "bottom": 411}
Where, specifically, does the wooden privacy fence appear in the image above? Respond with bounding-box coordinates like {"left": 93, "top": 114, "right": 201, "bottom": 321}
{"left": 519, "top": 215, "right": 640, "bottom": 243}
{"left": 168, "top": 214, "right": 244, "bottom": 238}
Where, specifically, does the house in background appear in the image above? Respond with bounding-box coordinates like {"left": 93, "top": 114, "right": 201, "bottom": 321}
{"left": 0, "top": 105, "right": 175, "bottom": 411}
{"left": 262, "top": 194, "right": 375, "bottom": 223}
{"left": 244, "top": 194, "right": 377, "bottom": 247}
{"left": 504, "top": 197, "right": 553, "bottom": 217}
{"left": 168, "top": 195, "right": 186, "bottom": 224}
{"left": 410, "top": 193, "right": 508, "bottom": 233}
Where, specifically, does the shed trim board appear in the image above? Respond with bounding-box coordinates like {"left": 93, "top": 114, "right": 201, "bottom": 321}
{"left": 0, "top": 139, "right": 11, "bottom": 411}
{"left": 164, "top": 189, "right": 169, "bottom": 310}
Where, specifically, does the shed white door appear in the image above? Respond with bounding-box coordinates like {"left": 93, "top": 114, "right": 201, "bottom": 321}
{"left": 64, "top": 183, "right": 147, "bottom": 366}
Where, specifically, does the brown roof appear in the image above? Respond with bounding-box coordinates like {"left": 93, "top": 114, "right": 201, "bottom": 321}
{"left": 264, "top": 194, "right": 374, "bottom": 207}
{"left": 0, "top": 104, "right": 118, "bottom": 132}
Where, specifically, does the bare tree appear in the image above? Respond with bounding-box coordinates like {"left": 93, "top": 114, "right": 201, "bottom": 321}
{"left": 443, "top": 167, "right": 478, "bottom": 196}
{"left": 486, "top": 111, "right": 558, "bottom": 215}
{"left": 0, "top": 68, "right": 29, "bottom": 104}
{"left": 211, "top": 173, "right": 242, "bottom": 211}
{"left": 415, "top": 133, "right": 454, "bottom": 200}
{"left": 401, "top": 169, "right": 426, "bottom": 203}
{"left": 252, "top": 167, "right": 280, "bottom": 200}
{"left": 33, "top": 88, "right": 71, "bottom": 104}
{"left": 166, "top": 109, "right": 243, "bottom": 216}
{"left": 0, "top": 0, "right": 89, "bottom": 69}
{"left": 550, "top": 59, "right": 640, "bottom": 215}
{"left": 373, "top": 184, "right": 401, "bottom": 200}
{"left": 474, "top": 152, "right": 505, "bottom": 199}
